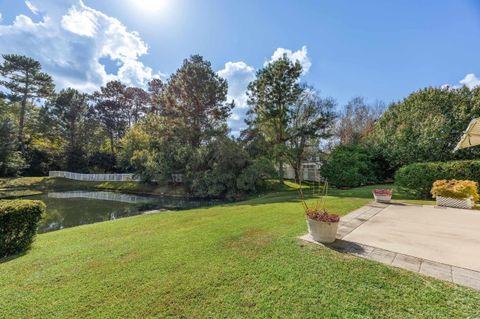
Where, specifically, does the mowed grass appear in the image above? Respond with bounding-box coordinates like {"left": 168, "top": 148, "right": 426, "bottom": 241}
{"left": 0, "top": 186, "right": 479, "bottom": 318}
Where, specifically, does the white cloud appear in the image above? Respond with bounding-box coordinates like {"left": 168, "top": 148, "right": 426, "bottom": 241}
{"left": 0, "top": 0, "right": 159, "bottom": 92}
{"left": 459, "top": 73, "right": 480, "bottom": 89}
{"left": 117, "top": 59, "right": 156, "bottom": 86}
{"left": 0, "top": 13, "right": 2, "bottom": 22}
{"left": 218, "top": 61, "right": 255, "bottom": 109}
{"left": 218, "top": 61, "right": 256, "bottom": 136}
{"left": 25, "top": 1, "right": 39, "bottom": 15}
{"left": 61, "top": 5, "right": 97, "bottom": 37}
{"left": 443, "top": 73, "right": 480, "bottom": 90}
{"left": 267, "top": 45, "right": 311, "bottom": 74}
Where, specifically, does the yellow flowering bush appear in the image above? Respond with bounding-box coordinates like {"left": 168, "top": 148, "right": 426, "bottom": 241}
{"left": 431, "top": 179, "right": 479, "bottom": 201}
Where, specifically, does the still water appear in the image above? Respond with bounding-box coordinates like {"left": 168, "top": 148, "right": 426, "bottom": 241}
{"left": 28, "top": 191, "right": 220, "bottom": 233}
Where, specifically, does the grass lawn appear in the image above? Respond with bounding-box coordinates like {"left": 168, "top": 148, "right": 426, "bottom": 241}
{"left": 0, "top": 185, "right": 479, "bottom": 318}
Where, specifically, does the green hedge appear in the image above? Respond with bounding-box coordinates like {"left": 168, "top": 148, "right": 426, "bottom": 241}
{"left": 0, "top": 200, "right": 45, "bottom": 258}
{"left": 320, "top": 144, "right": 379, "bottom": 188}
{"left": 394, "top": 160, "right": 480, "bottom": 198}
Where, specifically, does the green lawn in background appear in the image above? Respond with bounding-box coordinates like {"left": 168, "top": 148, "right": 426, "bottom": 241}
{"left": 0, "top": 183, "right": 477, "bottom": 318}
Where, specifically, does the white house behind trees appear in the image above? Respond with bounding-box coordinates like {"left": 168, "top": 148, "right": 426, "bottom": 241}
{"left": 283, "top": 162, "right": 321, "bottom": 182}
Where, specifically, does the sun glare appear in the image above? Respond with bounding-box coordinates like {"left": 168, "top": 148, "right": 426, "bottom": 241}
{"left": 134, "top": 0, "right": 169, "bottom": 14}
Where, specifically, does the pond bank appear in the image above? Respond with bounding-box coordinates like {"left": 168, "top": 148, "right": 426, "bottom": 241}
{"left": 0, "top": 176, "right": 188, "bottom": 198}
{"left": 0, "top": 177, "right": 225, "bottom": 233}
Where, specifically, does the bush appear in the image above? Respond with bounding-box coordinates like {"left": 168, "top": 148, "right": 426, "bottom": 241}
{"left": 0, "top": 119, "right": 27, "bottom": 176}
{"left": 237, "top": 158, "right": 276, "bottom": 193}
{"left": 320, "top": 144, "right": 379, "bottom": 188}
{"left": 0, "top": 200, "right": 46, "bottom": 258}
{"left": 88, "top": 152, "right": 117, "bottom": 173}
{"left": 431, "top": 180, "right": 479, "bottom": 201}
{"left": 395, "top": 160, "right": 480, "bottom": 198}
{"left": 367, "top": 87, "right": 480, "bottom": 170}
{"left": 187, "top": 138, "right": 275, "bottom": 198}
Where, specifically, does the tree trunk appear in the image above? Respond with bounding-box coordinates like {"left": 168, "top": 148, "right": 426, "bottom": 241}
{"left": 69, "top": 120, "right": 76, "bottom": 152}
{"left": 278, "top": 158, "right": 284, "bottom": 184}
{"left": 18, "top": 96, "right": 26, "bottom": 148}
{"left": 18, "top": 76, "right": 29, "bottom": 149}
{"left": 293, "top": 165, "right": 301, "bottom": 184}
{"left": 109, "top": 132, "right": 115, "bottom": 156}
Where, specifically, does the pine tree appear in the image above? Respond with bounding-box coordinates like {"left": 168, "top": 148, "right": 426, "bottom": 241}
{"left": 0, "top": 54, "right": 54, "bottom": 148}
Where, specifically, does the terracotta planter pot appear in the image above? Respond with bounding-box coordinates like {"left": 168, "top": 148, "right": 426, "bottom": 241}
{"left": 306, "top": 218, "right": 339, "bottom": 243}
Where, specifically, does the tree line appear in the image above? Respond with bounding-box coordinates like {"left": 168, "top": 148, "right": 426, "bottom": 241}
{"left": 321, "top": 86, "right": 480, "bottom": 187}
{"left": 0, "top": 53, "right": 337, "bottom": 197}
{"left": 5, "top": 52, "right": 471, "bottom": 195}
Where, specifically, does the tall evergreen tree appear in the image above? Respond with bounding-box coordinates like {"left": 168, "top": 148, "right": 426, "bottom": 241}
{"left": 92, "top": 80, "right": 129, "bottom": 155}
{"left": 124, "top": 86, "right": 150, "bottom": 127}
{"left": 0, "top": 54, "right": 54, "bottom": 147}
{"left": 148, "top": 78, "right": 164, "bottom": 114}
{"left": 246, "top": 55, "right": 303, "bottom": 183}
{"left": 0, "top": 96, "right": 26, "bottom": 176}
{"left": 163, "top": 55, "right": 232, "bottom": 147}
{"left": 49, "top": 88, "right": 90, "bottom": 171}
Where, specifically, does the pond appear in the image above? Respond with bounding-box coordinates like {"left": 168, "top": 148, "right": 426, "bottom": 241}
{"left": 26, "top": 191, "right": 221, "bottom": 233}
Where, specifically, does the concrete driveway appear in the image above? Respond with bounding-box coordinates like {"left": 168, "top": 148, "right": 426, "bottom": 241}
{"left": 342, "top": 204, "right": 480, "bottom": 272}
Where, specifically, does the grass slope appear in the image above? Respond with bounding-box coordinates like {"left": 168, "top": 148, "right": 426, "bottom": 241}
{"left": 0, "top": 186, "right": 479, "bottom": 318}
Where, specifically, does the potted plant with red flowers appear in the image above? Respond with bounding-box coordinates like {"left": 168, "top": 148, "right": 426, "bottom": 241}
{"left": 300, "top": 180, "right": 340, "bottom": 243}
{"left": 372, "top": 189, "right": 393, "bottom": 203}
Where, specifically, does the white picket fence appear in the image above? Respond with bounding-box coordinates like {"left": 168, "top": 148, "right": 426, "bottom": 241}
{"left": 48, "top": 191, "right": 153, "bottom": 204}
{"left": 49, "top": 171, "right": 140, "bottom": 182}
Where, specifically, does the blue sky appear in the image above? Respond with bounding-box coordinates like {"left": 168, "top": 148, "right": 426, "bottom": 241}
{"left": 0, "top": 0, "right": 479, "bottom": 134}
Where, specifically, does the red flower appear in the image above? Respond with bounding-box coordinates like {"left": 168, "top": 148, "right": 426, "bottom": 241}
{"left": 306, "top": 211, "right": 340, "bottom": 222}
{"left": 373, "top": 189, "right": 392, "bottom": 196}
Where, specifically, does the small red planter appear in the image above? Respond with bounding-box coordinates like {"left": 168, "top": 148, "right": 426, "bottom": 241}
{"left": 372, "top": 189, "right": 393, "bottom": 203}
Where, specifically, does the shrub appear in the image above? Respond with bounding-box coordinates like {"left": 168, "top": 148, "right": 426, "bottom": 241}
{"left": 320, "top": 144, "right": 379, "bottom": 188}
{"left": 395, "top": 160, "right": 480, "bottom": 198}
{"left": 88, "top": 152, "right": 117, "bottom": 173}
{"left": 22, "top": 141, "right": 63, "bottom": 177}
{"left": 431, "top": 180, "right": 479, "bottom": 201}
{"left": 0, "top": 119, "right": 27, "bottom": 177}
{"left": 0, "top": 200, "right": 46, "bottom": 258}
{"left": 237, "top": 158, "right": 276, "bottom": 194}
{"left": 367, "top": 87, "right": 480, "bottom": 170}
{"left": 187, "top": 138, "right": 275, "bottom": 198}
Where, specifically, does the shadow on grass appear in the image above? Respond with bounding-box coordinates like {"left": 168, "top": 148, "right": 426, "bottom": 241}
{"left": 300, "top": 237, "right": 372, "bottom": 256}
{"left": 326, "top": 239, "right": 371, "bottom": 256}
{"left": 0, "top": 251, "right": 27, "bottom": 264}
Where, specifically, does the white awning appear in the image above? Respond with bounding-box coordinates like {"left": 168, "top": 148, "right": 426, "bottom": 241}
{"left": 454, "top": 118, "right": 480, "bottom": 151}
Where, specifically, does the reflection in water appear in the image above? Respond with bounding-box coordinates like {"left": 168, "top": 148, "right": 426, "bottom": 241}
{"left": 48, "top": 191, "right": 157, "bottom": 204}
{"left": 28, "top": 191, "right": 220, "bottom": 233}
